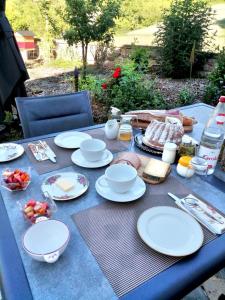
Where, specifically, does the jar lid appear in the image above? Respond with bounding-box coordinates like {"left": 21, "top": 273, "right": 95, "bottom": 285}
{"left": 164, "top": 142, "right": 177, "bottom": 150}
{"left": 181, "top": 135, "right": 192, "bottom": 144}
{"left": 219, "top": 96, "right": 225, "bottom": 103}
{"left": 178, "top": 156, "right": 192, "bottom": 167}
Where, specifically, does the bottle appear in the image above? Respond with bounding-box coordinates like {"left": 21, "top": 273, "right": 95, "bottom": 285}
{"left": 198, "top": 96, "right": 225, "bottom": 174}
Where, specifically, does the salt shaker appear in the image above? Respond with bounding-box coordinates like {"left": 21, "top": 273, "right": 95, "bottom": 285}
{"left": 162, "top": 142, "right": 177, "bottom": 164}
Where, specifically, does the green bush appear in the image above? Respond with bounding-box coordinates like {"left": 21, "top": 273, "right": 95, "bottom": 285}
{"left": 204, "top": 48, "right": 225, "bottom": 105}
{"left": 155, "top": 0, "right": 213, "bottom": 78}
{"left": 101, "top": 60, "right": 165, "bottom": 112}
{"left": 178, "top": 88, "right": 195, "bottom": 106}
{"left": 130, "top": 46, "right": 150, "bottom": 73}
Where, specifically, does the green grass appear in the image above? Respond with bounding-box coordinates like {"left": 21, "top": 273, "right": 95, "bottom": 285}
{"left": 46, "top": 59, "right": 82, "bottom": 69}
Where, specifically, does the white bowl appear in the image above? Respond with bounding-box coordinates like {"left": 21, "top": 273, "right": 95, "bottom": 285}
{"left": 80, "top": 138, "right": 106, "bottom": 162}
{"left": 23, "top": 219, "right": 70, "bottom": 263}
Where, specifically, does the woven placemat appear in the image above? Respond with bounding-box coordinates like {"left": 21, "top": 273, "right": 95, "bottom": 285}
{"left": 72, "top": 176, "right": 216, "bottom": 297}
{"left": 24, "top": 128, "right": 130, "bottom": 174}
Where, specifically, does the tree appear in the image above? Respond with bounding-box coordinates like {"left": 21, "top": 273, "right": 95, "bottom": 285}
{"left": 64, "top": 0, "right": 121, "bottom": 78}
{"left": 155, "top": 0, "right": 214, "bottom": 78}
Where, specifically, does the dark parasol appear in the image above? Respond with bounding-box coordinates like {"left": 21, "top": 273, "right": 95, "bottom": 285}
{"left": 0, "top": 0, "right": 29, "bottom": 121}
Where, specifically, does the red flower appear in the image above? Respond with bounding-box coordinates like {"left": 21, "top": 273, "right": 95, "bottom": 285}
{"left": 112, "top": 67, "right": 121, "bottom": 79}
{"left": 101, "top": 83, "right": 107, "bottom": 90}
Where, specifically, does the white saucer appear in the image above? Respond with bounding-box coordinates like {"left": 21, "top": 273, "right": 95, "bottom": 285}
{"left": 71, "top": 149, "right": 113, "bottom": 168}
{"left": 95, "top": 175, "right": 146, "bottom": 202}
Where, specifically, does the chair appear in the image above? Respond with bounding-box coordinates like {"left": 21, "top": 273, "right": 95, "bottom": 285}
{"left": 15, "top": 91, "right": 94, "bottom": 138}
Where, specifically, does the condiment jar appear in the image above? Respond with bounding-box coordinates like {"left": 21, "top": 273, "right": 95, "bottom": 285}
{"left": 118, "top": 115, "right": 135, "bottom": 141}
{"left": 105, "top": 120, "right": 119, "bottom": 140}
{"left": 178, "top": 136, "right": 196, "bottom": 158}
{"left": 162, "top": 142, "right": 177, "bottom": 164}
{"left": 191, "top": 156, "right": 208, "bottom": 175}
{"left": 176, "top": 156, "right": 195, "bottom": 178}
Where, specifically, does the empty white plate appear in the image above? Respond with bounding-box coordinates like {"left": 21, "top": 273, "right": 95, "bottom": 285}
{"left": 54, "top": 131, "right": 92, "bottom": 149}
{"left": 137, "top": 206, "right": 204, "bottom": 256}
{"left": 71, "top": 149, "right": 113, "bottom": 168}
{"left": 95, "top": 175, "right": 146, "bottom": 202}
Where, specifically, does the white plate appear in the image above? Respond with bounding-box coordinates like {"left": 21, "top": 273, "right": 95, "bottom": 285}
{"left": 0, "top": 143, "right": 24, "bottom": 162}
{"left": 54, "top": 131, "right": 92, "bottom": 149}
{"left": 41, "top": 172, "right": 89, "bottom": 201}
{"left": 71, "top": 149, "right": 113, "bottom": 168}
{"left": 137, "top": 206, "right": 204, "bottom": 256}
{"left": 95, "top": 175, "right": 146, "bottom": 202}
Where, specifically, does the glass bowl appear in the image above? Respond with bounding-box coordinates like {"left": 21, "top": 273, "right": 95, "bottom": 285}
{"left": 18, "top": 192, "right": 57, "bottom": 224}
{"left": 1, "top": 168, "right": 31, "bottom": 192}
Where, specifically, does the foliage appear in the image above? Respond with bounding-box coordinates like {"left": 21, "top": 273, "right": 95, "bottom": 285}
{"left": 204, "top": 47, "right": 225, "bottom": 105}
{"left": 64, "top": 0, "right": 121, "bottom": 78}
{"left": 99, "top": 60, "right": 165, "bottom": 112}
{"left": 130, "top": 46, "right": 150, "bottom": 73}
{"left": 178, "top": 89, "right": 195, "bottom": 106}
{"left": 155, "top": 0, "right": 214, "bottom": 78}
{"left": 6, "top": 0, "right": 67, "bottom": 59}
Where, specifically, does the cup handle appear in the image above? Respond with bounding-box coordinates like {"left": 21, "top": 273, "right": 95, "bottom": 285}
{"left": 98, "top": 176, "right": 108, "bottom": 188}
{"left": 44, "top": 251, "right": 59, "bottom": 263}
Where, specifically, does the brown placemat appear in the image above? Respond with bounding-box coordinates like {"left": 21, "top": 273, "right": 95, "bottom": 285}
{"left": 72, "top": 176, "right": 216, "bottom": 297}
{"left": 24, "top": 128, "right": 130, "bottom": 174}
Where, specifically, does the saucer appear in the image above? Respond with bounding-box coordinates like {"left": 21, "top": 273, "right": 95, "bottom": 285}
{"left": 71, "top": 149, "right": 113, "bottom": 168}
{"left": 95, "top": 175, "right": 146, "bottom": 202}
{"left": 54, "top": 131, "right": 92, "bottom": 149}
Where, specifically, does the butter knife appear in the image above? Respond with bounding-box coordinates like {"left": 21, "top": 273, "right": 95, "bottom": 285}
{"left": 168, "top": 193, "right": 220, "bottom": 235}
{"left": 39, "top": 141, "right": 56, "bottom": 163}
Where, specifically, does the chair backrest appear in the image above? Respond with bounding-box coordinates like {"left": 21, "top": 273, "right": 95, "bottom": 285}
{"left": 16, "top": 91, "right": 94, "bottom": 138}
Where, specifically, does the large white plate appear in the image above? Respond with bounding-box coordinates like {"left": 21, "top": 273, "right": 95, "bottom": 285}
{"left": 41, "top": 172, "right": 89, "bottom": 201}
{"left": 0, "top": 143, "right": 24, "bottom": 162}
{"left": 137, "top": 206, "right": 204, "bottom": 256}
{"left": 54, "top": 131, "right": 92, "bottom": 149}
{"left": 95, "top": 175, "right": 146, "bottom": 202}
{"left": 71, "top": 149, "right": 113, "bottom": 168}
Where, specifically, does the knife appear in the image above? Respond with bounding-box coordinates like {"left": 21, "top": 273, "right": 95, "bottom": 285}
{"left": 39, "top": 141, "right": 56, "bottom": 163}
{"left": 168, "top": 193, "right": 220, "bottom": 235}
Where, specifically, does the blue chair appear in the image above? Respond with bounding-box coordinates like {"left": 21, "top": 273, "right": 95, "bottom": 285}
{"left": 15, "top": 91, "right": 94, "bottom": 138}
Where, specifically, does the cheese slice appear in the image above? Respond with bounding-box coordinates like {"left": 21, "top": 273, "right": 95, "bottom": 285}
{"left": 56, "top": 178, "right": 74, "bottom": 192}
{"left": 143, "top": 159, "right": 170, "bottom": 178}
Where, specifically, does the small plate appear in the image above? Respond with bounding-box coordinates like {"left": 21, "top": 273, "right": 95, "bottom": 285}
{"left": 54, "top": 131, "right": 92, "bottom": 149}
{"left": 95, "top": 175, "right": 146, "bottom": 202}
{"left": 134, "top": 134, "right": 162, "bottom": 156}
{"left": 137, "top": 206, "right": 204, "bottom": 256}
{"left": 41, "top": 172, "right": 89, "bottom": 201}
{"left": 71, "top": 149, "right": 113, "bottom": 168}
{"left": 0, "top": 143, "right": 24, "bottom": 162}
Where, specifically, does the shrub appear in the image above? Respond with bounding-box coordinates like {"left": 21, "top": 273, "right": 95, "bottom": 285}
{"left": 204, "top": 48, "right": 225, "bottom": 105}
{"left": 155, "top": 0, "right": 213, "bottom": 78}
{"left": 100, "top": 60, "right": 165, "bottom": 112}
{"left": 130, "top": 46, "right": 150, "bottom": 73}
{"left": 178, "top": 88, "right": 195, "bottom": 106}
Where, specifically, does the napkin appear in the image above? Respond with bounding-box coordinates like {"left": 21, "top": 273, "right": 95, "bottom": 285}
{"left": 176, "top": 194, "right": 225, "bottom": 235}
{"left": 28, "top": 141, "right": 55, "bottom": 161}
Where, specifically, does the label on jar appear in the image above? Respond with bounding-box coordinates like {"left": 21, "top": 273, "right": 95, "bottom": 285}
{"left": 216, "top": 113, "right": 225, "bottom": 125}
{"left": 198, "top": 145, "right": 220, "bottom": 169}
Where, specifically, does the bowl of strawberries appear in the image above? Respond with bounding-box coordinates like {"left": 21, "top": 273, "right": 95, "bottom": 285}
{"left": 2, "top": 168, "right": 31, "bottom": 192}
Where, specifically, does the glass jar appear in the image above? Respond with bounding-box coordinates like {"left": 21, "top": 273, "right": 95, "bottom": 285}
{"left": 176, "top": 156, "right": 195, "bottom": 178}
{"left": 178, "top": 135, "right": 196, "bottom": 157}
{"left": 162, "top": 142, "right": 177, "bottom": 164}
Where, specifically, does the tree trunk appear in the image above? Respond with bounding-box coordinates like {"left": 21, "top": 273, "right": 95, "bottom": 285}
{"left": 81, "top": 41, "right": 88, "bottom": 80}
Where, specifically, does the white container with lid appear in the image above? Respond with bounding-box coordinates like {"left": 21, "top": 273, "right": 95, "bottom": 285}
{"left": 162, "top": 142, "right": 177, "bottom": 164}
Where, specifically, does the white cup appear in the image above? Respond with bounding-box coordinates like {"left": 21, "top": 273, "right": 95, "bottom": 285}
{"left": 99, "top": 164, "right": 137, "bottom": 193}
{"left": 80, "top": 139, "right": 106, "bottom": 162}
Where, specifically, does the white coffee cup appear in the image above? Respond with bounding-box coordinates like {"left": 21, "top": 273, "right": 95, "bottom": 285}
{"left": 80, "top": 139, "right": 106, "bottom": 162}
{"left": 99, "top": 164, "right": 137, "bottom": 193}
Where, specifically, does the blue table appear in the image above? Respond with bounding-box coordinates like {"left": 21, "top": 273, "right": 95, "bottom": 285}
{"left": 0, "top": 103, "right": 225, "bottom": 300}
